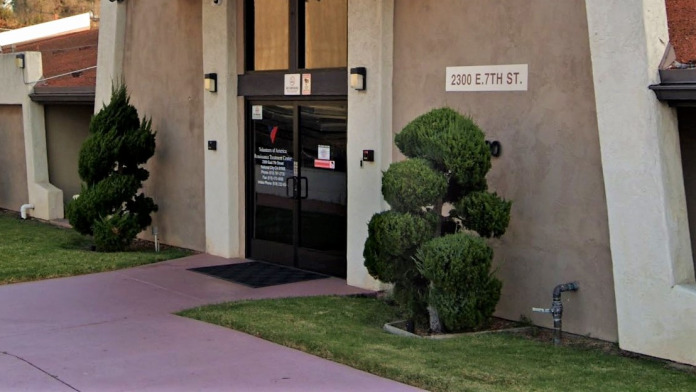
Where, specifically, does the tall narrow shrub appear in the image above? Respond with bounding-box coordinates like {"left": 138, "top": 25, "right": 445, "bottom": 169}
{"left": 67, "top": 84, "right": 157, "bottom": 252}
{"left": 364, "top": 107, "right": 511, "bottom": 332}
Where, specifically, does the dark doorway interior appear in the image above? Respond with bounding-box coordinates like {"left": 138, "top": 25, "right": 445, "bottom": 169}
{"left": 247, "top": 101, "right": 347, "bottom": 277}
{"left": 678, "top": 108, "right": 696, "bottom": 277}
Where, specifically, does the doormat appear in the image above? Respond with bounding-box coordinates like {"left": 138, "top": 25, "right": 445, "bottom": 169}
{"left": 188, "top": 261, "right": 329, "bottom": 288}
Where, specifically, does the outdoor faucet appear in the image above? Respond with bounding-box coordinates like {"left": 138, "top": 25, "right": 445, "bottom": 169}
{"left": 533, "top": 281, "right": 579, "bottom": 346}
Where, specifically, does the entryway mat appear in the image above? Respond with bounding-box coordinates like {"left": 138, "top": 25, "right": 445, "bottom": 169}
{"left": 188, "top": 261, "right": 329, "bottom": 288}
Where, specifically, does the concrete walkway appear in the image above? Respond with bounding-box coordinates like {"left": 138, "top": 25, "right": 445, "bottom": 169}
{"left": 0, "top": 254, "right": 424, "bottom": 391}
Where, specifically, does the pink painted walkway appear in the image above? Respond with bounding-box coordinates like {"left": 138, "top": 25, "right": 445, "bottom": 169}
{"left": 0, "top": 254, "right": 424, "bottom": 391}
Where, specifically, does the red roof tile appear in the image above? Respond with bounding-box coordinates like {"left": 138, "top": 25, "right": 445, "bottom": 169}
{"left": 666, "top": 0, "right": 696, "bottom": 63}
{"left": 6, "top": 28, "right": 98, "bottom": 88}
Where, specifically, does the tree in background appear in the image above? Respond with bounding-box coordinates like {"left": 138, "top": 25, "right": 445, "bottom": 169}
{"left": 67, "top": 84, "right": 158, "bottom": 252}
{"left": 2, "top": 0, "right": 97, "bottom": 28}
{"left": 364, "top": 107, "right": 511, "bottom": 333}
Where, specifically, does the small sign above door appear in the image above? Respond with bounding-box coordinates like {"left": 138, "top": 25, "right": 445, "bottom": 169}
{"left": 302, "top": 73, "right": 312, "bottom": 95}
{"left": 284, "top": 74, "right": 301, "bottom": 95}
{"left": 252, "top": 105, "right": 263, "bottom": 120}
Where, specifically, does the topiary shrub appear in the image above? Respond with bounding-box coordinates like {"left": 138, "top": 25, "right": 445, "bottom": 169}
{"left": 382, "top": 158, "right": 447, "bottom": 213}
{"left": 415, "top": 233, "right": 502, "bottom": 331}
{"left": 363, "top": 210, "right": 436, "bottom": 324}
{"left": 66, "top": 84, "right": 157, "bottom": 252}
{"left": 452, "top": 191, "right": 511, "bottom": 239}
{"left": 364, "top": 107, "right": 511, "bottom": 332}
{"left": 93, "top": 214, "right": 141, "bottom": 253}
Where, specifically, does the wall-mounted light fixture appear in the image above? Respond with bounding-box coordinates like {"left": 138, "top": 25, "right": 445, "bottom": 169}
{"left": 15, "top": 54, "right": 25, "bottom": 69}
{"left": 350, "top": 67, "right": 366, "bottom": 91}
{"left": 204, "top": 73, "right": 217, "bottom": 92}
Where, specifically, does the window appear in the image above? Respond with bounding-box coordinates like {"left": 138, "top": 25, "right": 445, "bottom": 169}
{"left": 246, "top": 0, "right": 347, "bottom": 72}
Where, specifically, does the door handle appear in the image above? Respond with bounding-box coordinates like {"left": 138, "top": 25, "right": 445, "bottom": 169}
{"left": 285, "top": 176, "right": 307, "bottom": 199}
{"left": 300, "top": 176, "right": 308, "bottom": 199}
{"left": 286, "top": 176, "right": 297, "bottom": 198}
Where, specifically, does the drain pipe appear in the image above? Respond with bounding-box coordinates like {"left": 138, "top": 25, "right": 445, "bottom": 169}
{"left": 533, "top": 281, "right": 579, "bottom": 345}
{"left": 20, "top": 204, "right": 34, "bottom": 220}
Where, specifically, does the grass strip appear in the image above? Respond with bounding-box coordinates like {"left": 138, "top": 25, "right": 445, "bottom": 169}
{"left": 0, "top": 211, "right": 191, "bottom": 285}
{"left": 180, "top": 296, "right": 696, "bottom": 392}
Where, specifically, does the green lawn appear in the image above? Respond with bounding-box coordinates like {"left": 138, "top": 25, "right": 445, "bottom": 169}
{"left": 180, "top": 296, "right": 696, "bottom": 392}
{"left": 0, "top": 210, "right": 192, "bottom": 284}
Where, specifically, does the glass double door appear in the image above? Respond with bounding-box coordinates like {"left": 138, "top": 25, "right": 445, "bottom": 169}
{"left": 248, "top": 101, "right": 347, "bottom": 277}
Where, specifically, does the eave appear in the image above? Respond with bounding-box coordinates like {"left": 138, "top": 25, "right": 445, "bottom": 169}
{"left": 30, "top": 86, "right": 95, "bottom": 105}
{"left": 649, "top": 43, "right": 696, "bottom": 107}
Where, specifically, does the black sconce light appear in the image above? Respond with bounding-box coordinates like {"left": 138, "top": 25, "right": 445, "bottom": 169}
{"left": 350, "top": 67, "right": 366, "bottom": 91}
{"left": 204, "top": 73, "right": 217, "bottom": 92}
{"left": 15, "top": 54, "right": 25, "bottom": 69}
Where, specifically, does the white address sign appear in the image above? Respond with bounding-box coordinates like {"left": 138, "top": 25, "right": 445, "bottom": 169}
{"left": 446, "top": 64, "right": 528, "bottom": 92}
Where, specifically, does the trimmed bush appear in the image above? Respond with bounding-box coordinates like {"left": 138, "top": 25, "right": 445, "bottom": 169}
{"left": 396, "top": 107, "right": 491, "bottom": 194}
{"left": 93, "top": 214, "right": 140, "bottom": 253}
{"left": 67, "top": 84, "right": 157, "bottom": 252}
{"left": 382, "top": 159, "right": 447, "bottom": 213}
{"left": 452, "top": 191, "right": 512, "bottom": 238}
{"left": 364, "top": 107, "right": 511, "bottom": 331}
{"left": 364, "top": 211, "right": 435, "bottom": 281}
{"left": 364, "top": 210, "right": 436, "bottom": 321}
{"left": 416, "top": 233, "right": 502, "bottom": 331}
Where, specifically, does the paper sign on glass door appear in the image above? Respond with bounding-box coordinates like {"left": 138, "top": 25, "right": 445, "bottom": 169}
{"left": 318, "top": 145, "right": 330, "bottom": 160}
{"left": 314, "top": 159, "right": 336, "bottom": 169}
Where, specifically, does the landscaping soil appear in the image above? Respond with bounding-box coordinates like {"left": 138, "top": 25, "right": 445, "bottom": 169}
{"left": 128, "top": 238, "right": 188, "bottom": 253}
{"left": 666, "top": 0, "right": 696, "bottom": 63}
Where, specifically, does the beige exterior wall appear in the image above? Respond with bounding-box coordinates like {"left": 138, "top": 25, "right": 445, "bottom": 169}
{"left": 45, "top": 105, "right": 92, "bottom": 208}
{"left": 93, "top": 0, "right": 696, "bottom": 365}
{"left": 0, "top": 52, "right": 63, "bottom": 220}
{"left": 586, "top": 0, "right": 695, "bottom": 366}
{"left": 0, "top": 105, "right": 29, "bottom": 211}
{"left": 346, "top": 0, "right": 394, "bottom": 290}
{"left": 121, "top": 0, "right": 205, "bottom": 251}
{"left": 203, "top": 0, "right": 244, "bottom": 258}
{"left": 393, "top": 0, "right": 616, "bottom": 340}
{"left": 95, "top": 0, "right": 126, "bottom": 108}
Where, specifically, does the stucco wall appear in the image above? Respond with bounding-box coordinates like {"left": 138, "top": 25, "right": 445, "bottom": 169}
{"left": 586, "top": 0, "right": 696, "bottom": 366}
{"left": 0, "top": 52, "right": 63, "bottom": 220}
{"left": 122, "top": 0, "right": 205, "bottom": 251}
{"left": 346, "top": 0, "right": 393, "bottom": 289}
{"left": 393, "top": 0, "right": 616, "bottom": 340}
{"left": 0, "top": 105, "right": 29, "bottom": 211}
{"left": 45, "top": 105, "right": 92, "bottom": 208}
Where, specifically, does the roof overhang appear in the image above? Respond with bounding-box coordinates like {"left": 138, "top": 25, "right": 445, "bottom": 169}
{"left": 649, "top": 43, "right": 696, "bottom": 107}
{"left": 30, "top": 86, "right": 95, "bottom": 105}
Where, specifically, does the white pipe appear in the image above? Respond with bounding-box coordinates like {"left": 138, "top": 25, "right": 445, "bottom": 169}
{"left": 20, "top": 204, "right": 34, "bottom": 219}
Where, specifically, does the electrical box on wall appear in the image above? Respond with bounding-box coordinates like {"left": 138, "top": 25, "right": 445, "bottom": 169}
{"left": 362, "top": 149, "right": 374, "bottom": 162}
{"left": 208, "top": 140, "right": 217, "bottom": 151}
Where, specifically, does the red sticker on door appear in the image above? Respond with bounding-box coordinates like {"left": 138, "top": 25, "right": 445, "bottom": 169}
{"left": 314, "top": 160, "right": 335, "bottom": 170}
